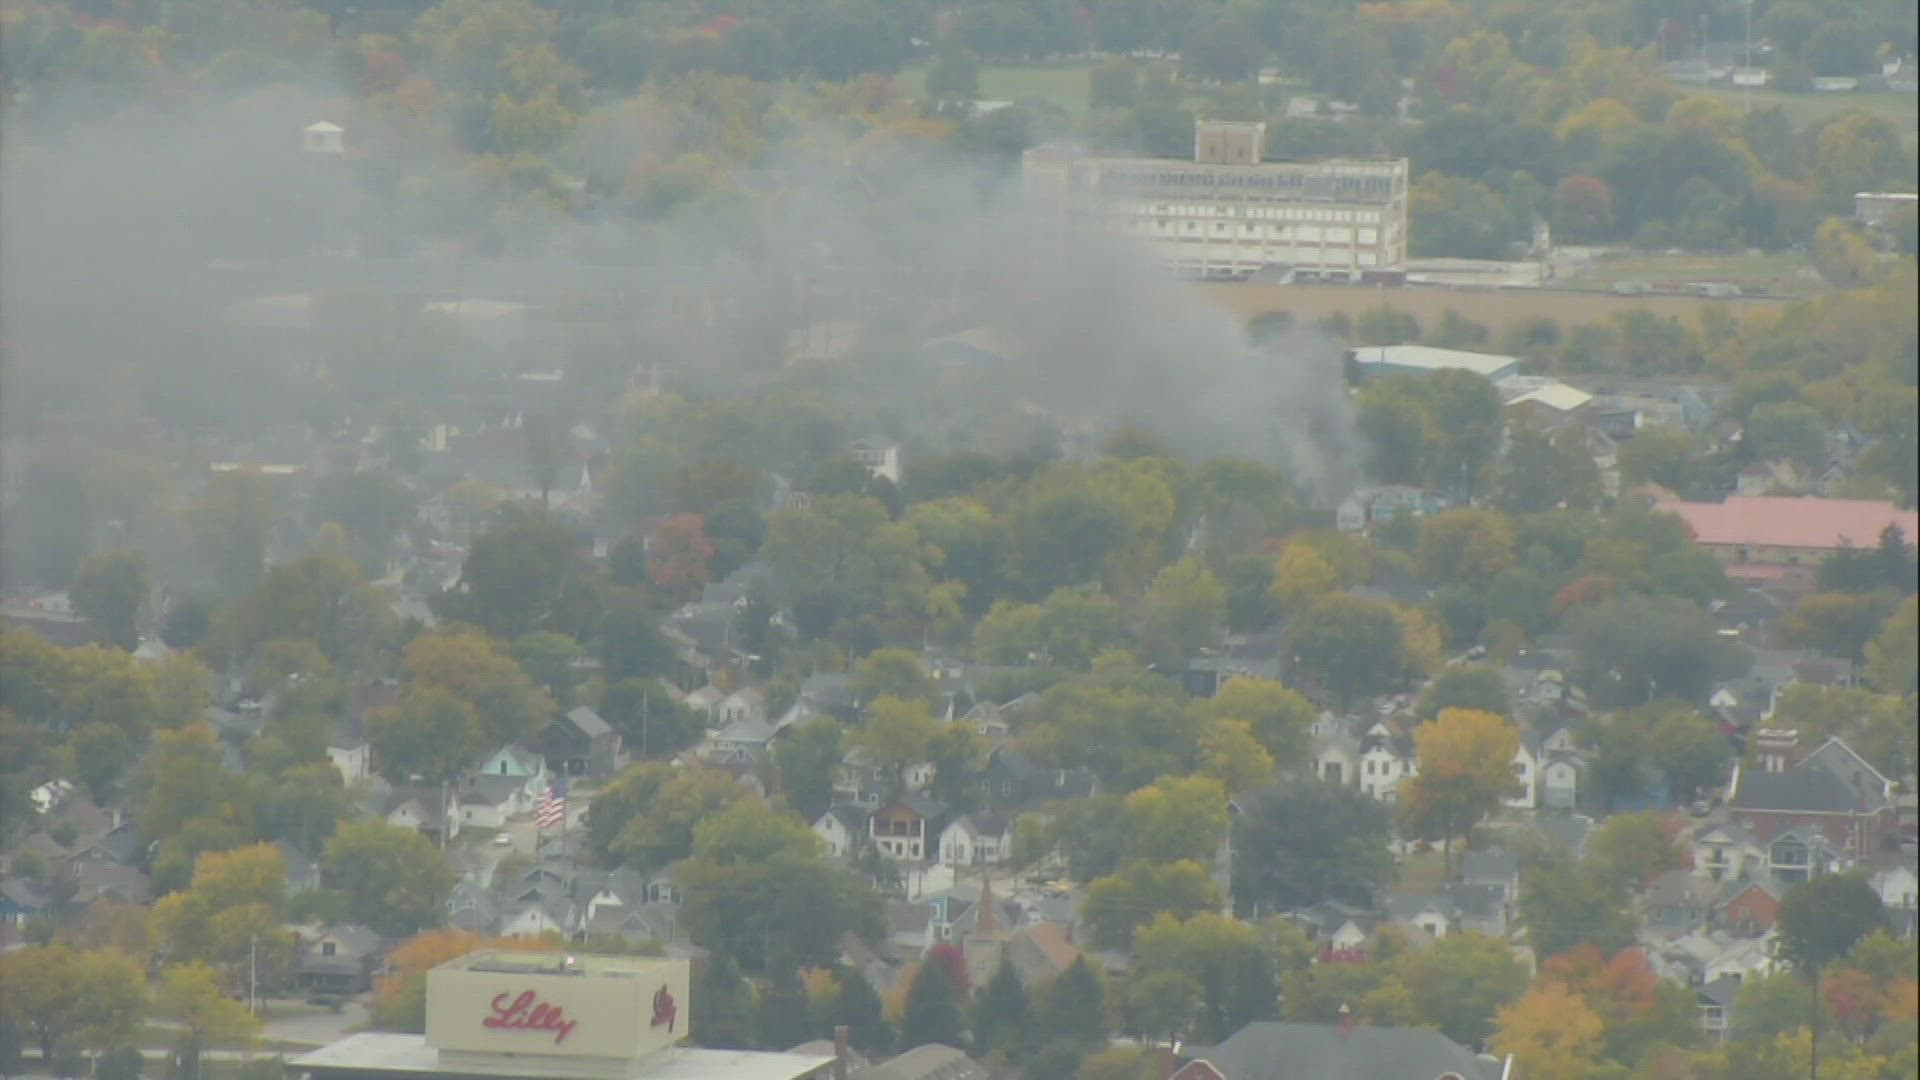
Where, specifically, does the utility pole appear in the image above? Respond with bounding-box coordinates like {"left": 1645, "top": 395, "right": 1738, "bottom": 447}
{"left": 249, "top": 934, "right": 258, "bottom": 1017}
{"left": 641, "top": 691, "right": 650, "bottom": 760}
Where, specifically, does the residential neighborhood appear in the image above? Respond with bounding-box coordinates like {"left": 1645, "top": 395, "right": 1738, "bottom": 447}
{"left": 3, "top": 0, "right": 1918, "bottom": 1078}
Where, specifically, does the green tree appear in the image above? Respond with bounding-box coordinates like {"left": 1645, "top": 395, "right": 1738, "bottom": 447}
{"left": 512, "top": 631, "right": 584, "bottom": 708}
{"left": 677, "top": 801, "right": 881, "bottom": 976}
{"left": 1121, "top": 775, "right": 1229, "bottom": 865}
{"left": 154, "top": 962, "right": 258, "bottom": 1070}
{"left": 1410, "top": 173, "right": 1518, "bottom": 259}
{"left": 1400, "top": 932, "right": 1530, "bottom": 1046}
{"left": 402, "top": 630, "right": 555, "bottom": 748}
{"left": 1585, "top": 811, "right": 1684, "bottom": 893}
{"left": 1645, "top": 706, "right": 1734, "bottom": 801}
{"left": 1518, "top": 853, "right": 1638, "bottom": 961}
{"left": 1136, "top": 558, "right": 1227, "bottom": 669}
{"left": 69, "top": 551, "right": 149, "bottom": 651}
{"left": 900, "top": 960, "right": 964, "bottom": 1048}
{"left": 1496, "top": 427, "right": 1601, "bottom": 513}
{"left": 1416, "top": 666, "right": 1510, "bottom": 720}
{"left": 1746, "top": 401, "right": 1830, "bottom": 466}
{"left": 850, "top": 649, "right": 935, "bottom": 706}
{"left": 974, "top": 958, "right": 1031, "bottom": 1057}
{"left": 187, "top": 470, "right": 274, "bottom": 594}
{"left": 368, "top": 688, "right": 482, "bottom": 786}
{"left": 1617, "top": 425, "right": 1702, "bottom": 492}
{"left": 1780, "top": 591, "right": 1898, "bottom": 663}
{"left": 924, "top": 37, "right": 979, "bottom": 105}
{"left": 1131, "top": 912, "right": 1278, "bottom": 1042}
{"left": 430, "top": 504, "right": 603, "bottom": 640}
{"left": 1035, "top": 957, "right": 1108, "bottom": 1049}
{"left": 1778, "top": 874, "right": 1887, "bottom": 971}
{"left": 609, "top": 766, "right": 754, "bottom": 868}
{"left": 773, "top": 717, "right": 843, "bottom": 823}
{"left": 851, "top": 697, "right": 942, "bottom": 797}
{"left": 310, "top": 469, "right": 417, "bottom": 576}
{"left": 0, "top": 946, "right": 147, "bottom": 1061}
{"left": 1084, "top": 860, "right": 1221, "bottom": 949}
{"left": 321, "top": 821, "right": 454, "bottom": 936}
{"left": 1230, "top": 779, "right": 1393, "bottom": 914}
{"left": 1864, "top": 596, "right": 1918, "bottom": 695}
{"left": 1196, "top": 678, "right": 1316, "bottom": 765}
{"left": 1289, "top": 593, "right": 1407, "bottom": 706}
{"left": 1569, "top": 594, "right": 1749, "bottom": 707}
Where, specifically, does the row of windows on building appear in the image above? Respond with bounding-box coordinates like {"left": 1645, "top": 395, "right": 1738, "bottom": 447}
{"left": 1090, "top": 169, "right": 1399, "bottom": 196}
{"left": 1135, "top": 204, "right": 1386, "bottom": 223}
{"left": 1135, "top": 220, "right": 1383, "bottom": 245}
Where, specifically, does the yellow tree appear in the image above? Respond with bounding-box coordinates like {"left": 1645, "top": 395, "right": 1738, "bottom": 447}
{"left": 1491, "top": 981, "right": 1606, "bottom": 1080}
{"left": 1396, "top": 709, "right": 1519, "bottom": 878}
{"left": 155, "top": 962, "right": 260, "bottom": 1070}
{"left": 1195, "top": 678, "right": 1317, "bottom": 764}
{"left": 1122, "top": 775, "right": 1229, "bottom": 865}
{"left": 1197, "top": 718, "right": 1275, "bottom": 793}
{"left": 1269, "top": 544, "right": 1337, "bottom": 612}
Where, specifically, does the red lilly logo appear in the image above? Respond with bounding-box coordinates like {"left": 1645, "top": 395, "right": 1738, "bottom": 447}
{"left": 483, "top": 990, "right": 578, "bottom": 1044}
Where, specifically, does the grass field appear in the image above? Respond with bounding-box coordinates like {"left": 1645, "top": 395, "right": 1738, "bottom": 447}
{"left": 1560, "top": 250, "right": 1825, "bottom": 297}
{"left": 1676, "top": 82, "right": 1919, "bottom": 133}
{"left": 895, "top": 61, "right": 1098, "bottom": 116}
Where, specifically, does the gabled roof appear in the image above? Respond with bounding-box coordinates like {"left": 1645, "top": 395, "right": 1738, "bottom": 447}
{"left": 1461, "top": 848, "right": 1519, "bottom": 882}
{"left": 884, "top": 792, "right": 947, "bottom": 821}
{"left": 1654, "top": 496, "right": 1918, "bottom": 553}
{"left": 564, "top": 706, "right": 612, "bottom": 739}
{"left": 1193, "top": 1021, "right": 1500, "bottom": 1080}
{"left": 819, "top": 804, "right": 872, "bottom": 834}
{"left": 1733, "top": 766, "right": 1872, "bottom": 814}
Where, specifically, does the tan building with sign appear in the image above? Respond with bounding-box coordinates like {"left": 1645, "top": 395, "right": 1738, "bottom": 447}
{"left": 1023, "top": 121, "right": 1410, "bottom": 280}
{"left": 290, "top": 951, "right": 836, "bottom": 1080}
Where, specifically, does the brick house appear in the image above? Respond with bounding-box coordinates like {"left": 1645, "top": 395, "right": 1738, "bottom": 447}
{"left": 1715, "top": 880, "right": 1782, "bottom": 935}
{"left": 1728, "top": 735, "right": 1895, "bottom": 859}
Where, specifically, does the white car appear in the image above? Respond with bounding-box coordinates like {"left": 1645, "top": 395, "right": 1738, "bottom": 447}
{"left": 494, "top": 833, "right": 514, "bottom": 846}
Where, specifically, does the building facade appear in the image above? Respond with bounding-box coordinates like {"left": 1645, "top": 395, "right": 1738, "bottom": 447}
{"left": 1023, "top": 121, "right": 1410, "bottom": 279}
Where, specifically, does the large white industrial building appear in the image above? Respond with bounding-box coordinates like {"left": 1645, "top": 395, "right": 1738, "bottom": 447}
{"left": 1022, "top": 120, "right": 1410, "bottom": 280}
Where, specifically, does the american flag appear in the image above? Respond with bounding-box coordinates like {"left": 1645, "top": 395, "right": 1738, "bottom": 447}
{"left": 536, "top": 773, "right": 568, "bottom": 830}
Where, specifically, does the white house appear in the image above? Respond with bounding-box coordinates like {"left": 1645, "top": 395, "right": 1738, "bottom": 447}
{"left": 716, "top": 687, "right": 766, "bottom": 728}
{"left": 1542, "top": 755, "right": 1581, "bottom": 810}
{"left": 1693, "top": 822, "right": 1767, "bottom": 884}
{"left": 384, "top": 787, "right": 460, "bottom": 842}
{"left": 1870, "top": 863, "right": 1918, "bottom": 911}
{"left": 456, "top": 780, "right": 520, "bottom": 830}
{"left": 813, "top": 805, "right": 871, "bottom": 860}
{"left": 1311, "top": 715, "right": 1361, "bottom": 788}
{"left": 849, "top": 437, "right": 902, "bottom": 483}
{"left": 325, "top": 738, "right": 372, "bottom": 785}
{"left": 1506, "top": 740, "right": 1540, "bottom": 810}
{"left": 501, "top": 895, "right": 575, "bottom": 939}
{"left": 469, "top": 743, "right": 549, "bottom": 806}
{"left": 1359, "top": 722, "right": 1420, "bottom": 799}
{"left": 938, "top": 814, "right": 1015, "bottom": 867}
{"left": 1704, "top": 933, "right": 1778, "bottom": 984}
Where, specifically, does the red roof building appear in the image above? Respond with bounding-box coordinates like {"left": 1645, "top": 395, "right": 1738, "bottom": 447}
{"left": 1654, "top": 496, "right": 1919, "bottom": 584}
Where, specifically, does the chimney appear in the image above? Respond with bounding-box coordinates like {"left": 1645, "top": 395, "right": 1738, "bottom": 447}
{"left": 833, "top": 1025, "right": 849, "bottom": 1080}
{"left": 1338, "top": 1002, "right": 1354, "bottom": 1039}
{"left": 1754, "top": 727, "right": 1800, "bottom": 773}
{"left": 1156, "top": 1045, "right": 1178, "bottom": 1079}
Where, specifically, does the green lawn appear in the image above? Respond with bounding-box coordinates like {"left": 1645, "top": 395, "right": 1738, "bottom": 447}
{"left": 1675, "top": 82, "right": 1919, "bottom": 133}
{"left": 895, "top": 61, "right": 1098, "bottom": 116}
{"left": 1562, "top": 250, "right": 1825, "bottom": 297}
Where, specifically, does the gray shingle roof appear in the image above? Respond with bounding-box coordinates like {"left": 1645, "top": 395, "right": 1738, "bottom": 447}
{"left": 1732, "top": 766, "right": 1868, "bottom": 814}
{"left": 1192, "top": 1021, "right": 1500, "bottom": 1080}
{"left": 565, "top": 706, "right": 612, "bottom": 739}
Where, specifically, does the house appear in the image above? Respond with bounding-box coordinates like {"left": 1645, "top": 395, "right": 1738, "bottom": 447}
{"left": 705, "top": 714, "right": 778, "bottom": 762}
{"left": 325, "top": 737, "right": 372, "bottom": 785}
{"left": 1694, "top": 822, "right": 1767, "bottom": 884}
{"left": 1384, "top": 893, "right": 1456, "bottom": 940}
{"left": 1506, "top": 737, "right": 1540, "bottom": 810}
{"left": 1182, "top": 1020, "right": 1507, "bottom": 1080}
{"left": 540, "top": 706, "right": 622, "bottom": 778}
{"left": 293, "top": 924, "right": 383, "bottom": 994}
{"left": 1288, "top": 899, "right": 1378, "bottom": 952}
{"left": 383, "top": 786, "right": 460, "bottom": 843}
{"left": 870, "top": 794, "right": 946, "bottom": 862}
{"left": 1310, "top": 715, "right": 1361, "bottom": 788}
{"left": 1540, "top": 754, "right": 1583, "bottom": 810}
{"left": 1352, "top": 721, "right": 1415, "bottom": 804}
{"left": 1703, "top": 933, "right": 1778, "bottom": 983}
{"left": 815, "top": 805, "right": 872, "bottom": 860}
{"left": 456, "top": 775, "right": 523, "bottom": 830}
{"left": 849, "top": 1043, "right": 986, "bottom": 1080}
{"left": 1185, "top": 654, "right": 1286, "bottom": 698}
{"left": 715, "top": 687, "right": 766, "bottom": 728}
{"left": 1443, "top": 882, "right": 1510, "bottom": 938}
{"left": 469, "top": 743, "right": 549, "bottom": 806}
{"left": 447, "top": 882, "right": 500, "bottom": 935}
{"left": 1869, "top": 861, "right": 1918, "bottom": 910}
{"left": 1765, "top": 826, "right": 1846, "bottom": 884}
{"left": 848, "top": 437, "right": 902, "bottom": 484}
{"left": 501, "top": 891, "right": 578, "bottom": 938}
{"left": 1714, "top": 879, "right": 1782, "bottom": 936}
{"left": 1002, "top": 922, "right": 1083, "bottom": 988}
{"left": 1642, "top": 869, "right": 1717, "bottom": 932}
{"left": 977, "top": 748, "right": 1096, "bottom": 811}
{"left": 832, "top": 753, "right": 891, "bottom": 810}
{"left": 1728, "top": 735, "right": 1896, "bottom": 858}
{"left": 1698, "top": 975, "right": 1741, "bottom": 1044}
{"left": 937, "top": 814, "right": 1014, "bottom": 867}
{"left": 0, "top": 877, "right": 50, "bottom": 928}
{"left": 1735, "top": 459, "right": 1812, "bottom": 497}
{"left": 1335, "top": 485, "right": 1448, "bottom": 532}
{"left": 1461, "top": 849, "right": 1521, "bottom": 906}
{"left": 1653, "top": 496, "right": 1919, "bottom": 585}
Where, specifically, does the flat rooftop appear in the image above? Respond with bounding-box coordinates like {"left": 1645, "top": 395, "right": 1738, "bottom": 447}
{"left": 1350, "top": 344, "right": 1520, "bottom": 379}
{"left": 288, "top": 1034, "right": 835, "bottom": 1080}
{"left": 437, "top": 950, "right": 673, "bottom": 979}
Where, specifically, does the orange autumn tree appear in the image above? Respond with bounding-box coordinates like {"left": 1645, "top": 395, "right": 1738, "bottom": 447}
{"left": 373, "top": 931, "right": 563, "bottom": 1032}
{"left": 648, "top": 514, "right": 714, "bottom": 602}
